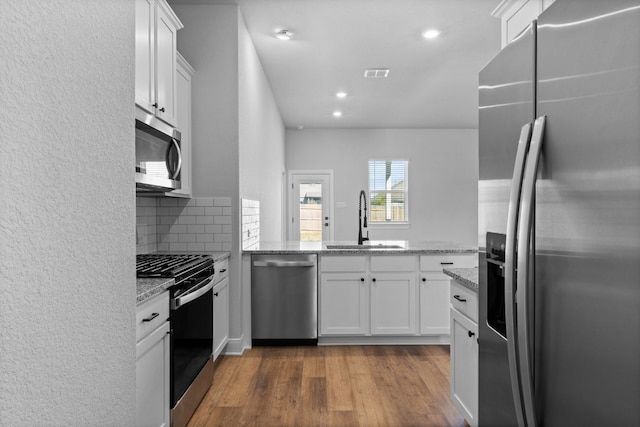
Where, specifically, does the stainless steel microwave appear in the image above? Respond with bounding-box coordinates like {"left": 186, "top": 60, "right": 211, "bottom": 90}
{"left": 135, "top": 109, "right": 182, "bottom": 192}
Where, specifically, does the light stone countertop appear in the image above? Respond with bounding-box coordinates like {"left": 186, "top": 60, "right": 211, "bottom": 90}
{"left": 443, "top": 267, "right": 479, "bottom": 291}
{"left": 136, "top": 251, "right": 231, "bottom": 304}
{"left": 243, "top": 240, "right": 477, "bottom": 255}
{"left": 136, "top": 277, "right": 174, "bottom": 305}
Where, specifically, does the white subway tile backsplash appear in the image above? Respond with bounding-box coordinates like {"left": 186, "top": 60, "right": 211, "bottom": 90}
{"left": 187, "top": 206, "right": 205, "bottom": 216}
{"left": 137, "top": 195, "right": 233, "bottom": 254}
{"left": 205, "top": 207, "right": 223, "bottom": 216}
{"left": 187, "top": 224, "right": 205, "bottom": 234}
{"left": 197, "top": 234, "right": 214, "bottom": 243}
{"left": 205, "top": 224, "right": 222, "bottom": 234}
{"left": 196, "top": 197, "right": 214, "bottom": 207}
{"left": 214, "top": 216, "right": 232, "bottom": 225}
{"left": 214, "top": 233, "right": 232, "bottom": 243}
{"left": 241, "top": 199, "right": 260, "bottom": 250}
{"left": 159, "top": 198, "right": 178, "bottom": 207}
{"left": 170, "top": 242, "right": 187, "bottom": 251}
{"left": 214, "top": 197, "right": 232, "bottom": 207}
{"left": 205, "top": 242, "right": 223, "bottom": 251}
{"left": 179, "top": 234, "right": 196, "bottom": 243}
{"left": 187, "top": 243, "right": 205, "bottom": 251}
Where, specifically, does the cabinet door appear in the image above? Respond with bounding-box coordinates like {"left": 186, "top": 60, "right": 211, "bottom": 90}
{"left": 135, "top": 0, "right": 155, "bottom": 112}
{"left": 420, "top": 276, "right": 451, "bottom": 335}
{"left": 451, "top": 308, "right": 478, "bottom": 427}
{"left": 370, "top": 273, "right": 417, "bottom": 335}
{"left": 169, "top": 53, "right": 194, "bottom": 198}
{"left": 155, "top": 2, "right": 178, "bottom": 126}
{"left": 213, "top": 276, "right": 229, "bottom": 360}
{"left": 320, "top": 273, "right": 368, "bottom": 335}
{"left": 136, "top": 321, "right": 170, "bottom": 427}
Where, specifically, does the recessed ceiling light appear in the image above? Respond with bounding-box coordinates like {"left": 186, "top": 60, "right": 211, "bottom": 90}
{"left": 422, "top": 29, "right": 441, "bottom": 40}
{"left": 336, "top": 91, "right": 348, "bottom": 99}
{"left": 274, "top": 29, "right": 294, "bottom": 40}
{"left": 332, "top": 111, "right": 343, "bottom": 118}
{"left": 364, "top": 69, "right": 390, "bottom": 78}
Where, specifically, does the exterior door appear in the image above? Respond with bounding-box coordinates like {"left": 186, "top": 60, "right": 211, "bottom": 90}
{"left": 289, "top": 171, "right": 333, "bottom": 242}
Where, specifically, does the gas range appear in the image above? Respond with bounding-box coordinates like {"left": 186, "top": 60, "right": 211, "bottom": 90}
{"left": 136, "top": 253, "right": 213, "bottom": 284}
{"left": 136, "top": 252, "right": 215, "bottom": 427}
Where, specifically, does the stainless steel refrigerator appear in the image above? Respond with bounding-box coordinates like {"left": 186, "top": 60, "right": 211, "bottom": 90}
{"left": 478, "top": 1, "right": 640, "bottom": 426}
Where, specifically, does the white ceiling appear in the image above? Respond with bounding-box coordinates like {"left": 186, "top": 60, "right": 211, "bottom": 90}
{"left": 169, "top": 0, "right": 502, "bottom": 129}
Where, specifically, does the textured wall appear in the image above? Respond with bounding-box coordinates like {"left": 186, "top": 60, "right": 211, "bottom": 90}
{"left": 0, "top": 1, "right": 136, "bottom": 425}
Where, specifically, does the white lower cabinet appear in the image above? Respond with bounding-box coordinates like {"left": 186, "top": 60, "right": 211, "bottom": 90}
{"left": 450, "top": 280, "right": 478, "bottom": 427}
{"left": 136, "top": 292, "right": 170, "bottom": 427}
{"left": 420, "top": 276, "right": 451, "bottom": 335}
{"left": 420, "top": 254, "right": 476, "bottom": 336}
{"left": 212, "top": 257, "right": 230, "bottom": 360}
{"left": 319, "top": 254, "right": 476, "bottom": 340}
{"left": 213, "top": 275, "right": 229, "bottom": 359}
{"left": 370, "top": 273, "right": 417, "bottom": 334}
{"left": 319, "top": 255, "right": 418, "bottom": 337}
{"left": 320, "top": 272, "right": 368, "bottom": 335}
{"left": 370, "top": 255, "right": 417, "bottom": 335}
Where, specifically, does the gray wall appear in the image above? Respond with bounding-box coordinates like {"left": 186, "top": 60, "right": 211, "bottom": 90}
{"left": 286, "top": 128, "right": 478, "bottom": 247}
{"left": 238, "top": 12, "right": 286, "bottom": 243}
{"left": 0, "top": 1, "right": 136, "bottom": 425}
{"left": 172, "top": 4, "right": 240, "bottom": 200}
{"left": 173, "top": 3, "right": 285, "bottom": 350}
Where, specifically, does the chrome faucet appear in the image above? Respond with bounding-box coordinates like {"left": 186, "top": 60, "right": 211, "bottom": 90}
{"left": 358, "top": 190, "right": 369, "bottom": 245}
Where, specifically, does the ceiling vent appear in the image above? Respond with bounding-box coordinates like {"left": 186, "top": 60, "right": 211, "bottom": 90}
{"left": 364, "top": 68, "right": 390, "bottom": 78}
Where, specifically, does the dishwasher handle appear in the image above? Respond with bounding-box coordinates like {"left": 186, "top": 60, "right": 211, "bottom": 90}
{"left": 253, "top": 260, "right": 316, "bottom": 268}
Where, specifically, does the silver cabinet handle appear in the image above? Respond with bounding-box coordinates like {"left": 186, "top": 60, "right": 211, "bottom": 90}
{"left": 516, "top": 115, "right": 546, "bottom": 427}
{"left": 505, "top": 122, "right": 533, "bottom": 427}
{"left": 252, "top": 260, "right": 315, "bottom": 268}
{"left": 171, "top": 279, "right": 214, "bottom": 310}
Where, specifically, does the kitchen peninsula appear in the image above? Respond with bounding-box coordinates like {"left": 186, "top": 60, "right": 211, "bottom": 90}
{"left": 242, "top": 241, "right": 477, "bottom": 346}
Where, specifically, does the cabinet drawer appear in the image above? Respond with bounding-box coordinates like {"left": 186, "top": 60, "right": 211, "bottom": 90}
{"left": 136, "top": 291, "right": 170, "bottom": 343}
{"left": 420, "top": 254, "right": 477, "bottom": 271}
{"left": 213, "top": 257, "right": 229, "bottom": 284}
{"left": 450, "top": 280, "right": 478, "bottom": 323}
{"left": 320, "top": 255, "right": 367, "bottom": 272}
{"left": 370, "top": 255, "right": 415, "bottom": 272}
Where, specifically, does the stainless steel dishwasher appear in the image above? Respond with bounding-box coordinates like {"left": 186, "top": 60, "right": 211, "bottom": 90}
{"left": 251, "top": 254, "right": 317, "bottom": 345}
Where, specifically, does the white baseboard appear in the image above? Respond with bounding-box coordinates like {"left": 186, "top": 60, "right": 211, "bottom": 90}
{"left": 221, "top": 334, "right": 249, "bottom": 356}
{"left": 318, "top": 335, "right": 450, "bottom": 346}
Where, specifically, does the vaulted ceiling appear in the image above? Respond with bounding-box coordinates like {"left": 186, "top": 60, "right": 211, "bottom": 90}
{"left": 169, "top": 0, "right": 502, "bottom": 129}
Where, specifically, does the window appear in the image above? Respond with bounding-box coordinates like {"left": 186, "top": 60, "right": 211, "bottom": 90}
{"left": 368, "top": 160, "right": 408, "bottom": 223}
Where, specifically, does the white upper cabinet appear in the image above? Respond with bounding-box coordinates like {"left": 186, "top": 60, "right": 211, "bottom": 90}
{"left": 168, "top": 52, "right": 195, "bottom": 198}
{"left": 135, "top": 0, "right": 183, "bottom": 126}
{"left": 492, "top": 0, "right": 556, "bottom": 47}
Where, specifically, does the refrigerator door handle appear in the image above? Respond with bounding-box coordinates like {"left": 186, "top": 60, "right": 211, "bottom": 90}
{"left": 516, "top": 115, "right": 546, "bottom": 427}
{"left": 505, "top": 122, "right": 533, "bottom": 427}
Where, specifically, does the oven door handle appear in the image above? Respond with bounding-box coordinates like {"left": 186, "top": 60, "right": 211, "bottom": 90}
{"left": 171, "top": 279, "right": 214, "bottom": 310}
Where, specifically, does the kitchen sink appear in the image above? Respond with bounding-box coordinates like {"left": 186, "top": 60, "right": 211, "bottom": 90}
{"left": 325, "top": 244, "right": 405, "bottom": 250}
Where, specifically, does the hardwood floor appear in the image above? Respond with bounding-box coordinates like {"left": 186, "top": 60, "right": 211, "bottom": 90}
{"left": 187, "top": 345, "right": 466, "bottom": 427}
